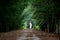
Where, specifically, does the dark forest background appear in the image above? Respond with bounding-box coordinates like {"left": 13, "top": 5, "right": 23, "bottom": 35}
{"left": 0, "top": 0, "right": 60, "bottom": 34}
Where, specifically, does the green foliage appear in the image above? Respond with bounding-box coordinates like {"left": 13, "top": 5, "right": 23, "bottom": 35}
{"left": 0, "top": 0, "right": 60, "bottom": 33}
{"left": 0, "top": 0, "right": 28, "bottom": 32}
{"left": 33, "top": 25, "right": 40, "bottom": 31}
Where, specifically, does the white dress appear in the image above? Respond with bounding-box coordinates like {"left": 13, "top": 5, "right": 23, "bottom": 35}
{"left": 29, "top": 22, "right": 32, "bottom": 29}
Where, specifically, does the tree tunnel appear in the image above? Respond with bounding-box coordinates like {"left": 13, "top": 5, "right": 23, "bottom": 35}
{"left": 0, "top": 0, "right": 60, "bottom": 34}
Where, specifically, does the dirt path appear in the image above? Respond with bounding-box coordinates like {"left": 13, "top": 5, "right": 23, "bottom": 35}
{"left": 17, "top": 29, "right": 40, "bottom": 40}
{"left": 0, "top": 29, "right": 59, "bottom": 40}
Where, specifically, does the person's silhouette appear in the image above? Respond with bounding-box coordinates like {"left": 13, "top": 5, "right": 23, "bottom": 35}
{"left": 29, "top": 21, "right": 32, "bottom": 29}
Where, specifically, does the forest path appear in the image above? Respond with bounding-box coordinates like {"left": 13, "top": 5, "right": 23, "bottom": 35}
{"left": 17, "top": 29, "right": 40, "bottom": 40}
{"left": 0, "top": 29, "right": 59, "bottom": 40}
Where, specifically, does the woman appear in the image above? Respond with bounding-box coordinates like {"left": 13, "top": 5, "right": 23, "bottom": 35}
{"left": 29, "top": 21, "right": 32, "bottom": 29}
